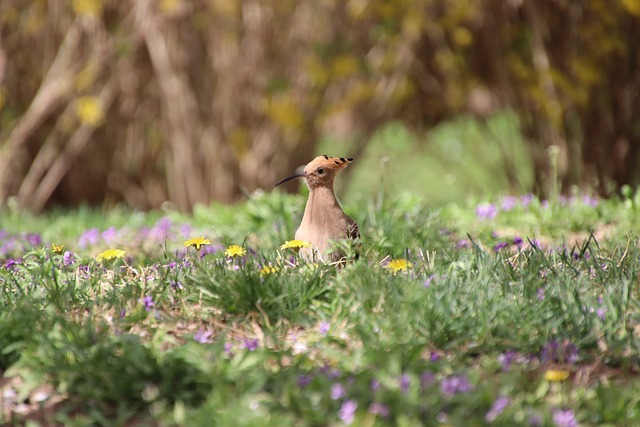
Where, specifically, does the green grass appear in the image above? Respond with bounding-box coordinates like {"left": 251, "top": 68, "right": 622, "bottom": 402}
{"left": 321, "top": 111, "right": 533, "bottom": 204}
{"left": 2, "top": 191, "right": 640, "bottom": 426}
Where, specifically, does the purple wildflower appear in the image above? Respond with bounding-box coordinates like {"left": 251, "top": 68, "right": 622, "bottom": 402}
{"left": 0, "top": 237, "right": 16, "bottom": 256}
{"left": 331, "top": 383, "right": 346, "bottom": 400}
{"left": 440, "top": 375, "right": 473, "bottom": 397}
{"left": 149, "top": 217, "right": 173, "bottom": 242}
{"left": 423, "top": 274, "right": 435, "bottom": 288}
{"left": 62, "top": 251, "right": 75, "bottom": 266}
{"left": 430, "top": 351, "right": 440, "bottom": 362}
{"left": 194, "top": 328, "right": 213, "bottom": 343}
{"left": 326, "top": 367, "right": 341, "bottom": 380}
{"left": 498, "top": 351, "right": 517, "bottom": 372}
{"left": 537, "top": 288, "right": 545, "bottom": 300}
{"left": 485, "top": 396, "right": 510, "bottom": 422}
{"left": 368, "top": 402, "right": 389, "bottom": 417}
{"left": 521, "top": 193, "right": 534, "bottom": 207}
{"left": 582, "top": 195, "right": 598, "bottom": 207}
{"left": 501, "top": 196, "right": 518, "bottom": 211}
{"left": 564, "top": 342, "right": 579, "bottom": 364}
{"left": 456, "top": 239, "right": 470, "bottom": 249}
{"left": 596, "top": 307, "right": 606, "bottom": 321}
{"left": 513, "top": 236, "right": 524, "bottom": 248}
{"left": 170, "top": 280, "right": 183, "bottom": 290}
{"left": 318, "top": 321, "right": 330, "bottom": 335}
{"left": 552, "top": 409, "right": 579, "bottom": 427}
{"left": 338, "top": 400, "right": 357, "bottom": 425}
{"left": 78, "top": 228, "right": 100, "bottom": 248}
{"left": 4, "top": 258, "right": 19, "bottom": 270}
{"left": 399, "top": 374, "right": 410, "bottom": 394}
{"left": 102, "top": 227, "right": 117, "bottom": 243}
{"left": 142, "top": 296, "right": 155, "bottom": 311}
{"left": 297, "top": 374, "right": 313, "bottom": 389}
{"left": 224, "top": 341, "right": 233, "bottom": 356}
{"left": 25, "top": 233, "right": 42, "bottom": 246}
{"left": 370, "top": 378, "right": 381, "bottom": 392}
{"left": 243, "top": 338, "right": 259, "bottom": 351}
{"left": 332, "top": 369, "right": 343, "bottom": 380}
{"left": 120, "top": 308, "right": 126, "bottom": 318}
{"left": 476, "top": 203, "right": 498, "bottom": 220}
{"left": 179, "top": 224, "right": 192, "bottom": 238}
{"left": 493, "top": 242, "right": 509, "bottom": 252}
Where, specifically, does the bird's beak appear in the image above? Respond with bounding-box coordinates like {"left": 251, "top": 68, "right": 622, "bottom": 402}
{"left": 274, "top": 171, "right": 306, "bottom": 187}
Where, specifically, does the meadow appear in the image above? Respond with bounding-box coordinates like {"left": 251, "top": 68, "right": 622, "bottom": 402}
{"left": 2, "top": 188, "right": 640, "bottom": 426}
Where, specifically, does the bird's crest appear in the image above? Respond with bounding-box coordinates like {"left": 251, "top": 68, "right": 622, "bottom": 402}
{"left": 306, "top": 155, "right": 354, "bottom": 172}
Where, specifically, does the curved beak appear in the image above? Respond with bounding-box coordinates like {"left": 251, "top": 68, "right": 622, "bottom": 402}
{"left": 274, "top": 171, "right": 306, "bottom": 187}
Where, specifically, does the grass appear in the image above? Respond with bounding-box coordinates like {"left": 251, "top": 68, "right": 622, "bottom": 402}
{"left": 321, "top": 111, "right": 533, "bottom": 204}
{"left": 2, "top": 190, "right": 640, "bottom": 426}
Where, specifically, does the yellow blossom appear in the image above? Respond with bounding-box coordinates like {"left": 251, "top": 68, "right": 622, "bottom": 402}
{"left": 184, "top": 237, "right": 212, "bottom": 250}
{"left": 96, "top": 249, "right": 126, "bottom": 262}
{"left": 544, "top": 369, "right": 570, "bottom": 382}
{"left": 225, "top": 244, "right": 246, "bottom": 257}
{"left": 260, "top": 265, "right": 280, "bottom": 276}
{"left": 75, "top": 96, "right": 105, "bottom": 126}
{"left": 51, "top": 244, "right": 65, "bottom": 254}
{"left": 385, "top": 258, "right": 412, "bottom": 274}
{"left": 72, "top": 0, "right": 103, "bottom": 16}
{"left": 280, "top": 240, "right": 312, "bottom": 250}
{"left": 160, "top": 0, "right": 180, "bottom": 14}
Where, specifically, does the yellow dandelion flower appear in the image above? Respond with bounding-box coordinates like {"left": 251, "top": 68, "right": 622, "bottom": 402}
{"left": 544, "top": 369, "right": 570, "bottom": 382}
{"left": 225, "top": 244, "right": 247, "bottom": 257}
{"left": 160, "top": 0, "right": 180, "bottom": 14}
{"left": 281, "top": 240, "right": 312, "bottom": 250}
{"left": 385, "top": 258, "right": 412, "bottom": 273}
{"left": 75, "top": 96, "right": 105, "bottom": 126}
{"left": 51, "top": 244, "right": 65, "bottom": 254}
{"left": 184, "top": 237, "right": 212, "bottom": 250}
{"left": 72, "top": 0, "right": 103, "bottom": 16}
{"left": 260, "top": 265, "right": 280, "bottom": 276}
{"left": 96, "top": 249, "right": 127, "bottom": 262}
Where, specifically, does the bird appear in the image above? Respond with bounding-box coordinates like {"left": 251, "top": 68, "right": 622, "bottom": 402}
{"left": 275, "top": 155, "right": 359, "bottom": 262}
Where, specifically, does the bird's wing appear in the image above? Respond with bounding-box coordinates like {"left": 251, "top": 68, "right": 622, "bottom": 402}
{"left": 346, "top": 220, "right": 360, "bottom": 240}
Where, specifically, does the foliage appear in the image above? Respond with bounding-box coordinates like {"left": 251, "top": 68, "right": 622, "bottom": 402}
{"left": 2, "top": 191, "right": 640, "bottom": 424}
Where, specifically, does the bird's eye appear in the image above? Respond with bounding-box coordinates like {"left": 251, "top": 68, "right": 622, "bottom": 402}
{"left": 317, "top": 168, "right": 324, "bottom": 174}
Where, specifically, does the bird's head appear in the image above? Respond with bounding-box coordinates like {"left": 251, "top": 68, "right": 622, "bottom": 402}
{"left": 274, "top": 155, "right": 353, "bottom": 189}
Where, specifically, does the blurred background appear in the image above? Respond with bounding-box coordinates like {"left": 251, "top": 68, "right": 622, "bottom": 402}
{"left": 0, "top": 0, "right": 638, "bottom": 212}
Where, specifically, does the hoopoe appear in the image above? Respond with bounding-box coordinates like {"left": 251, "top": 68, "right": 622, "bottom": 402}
{"left": 275, "top": 155, "right": 359, "bottom": 262}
